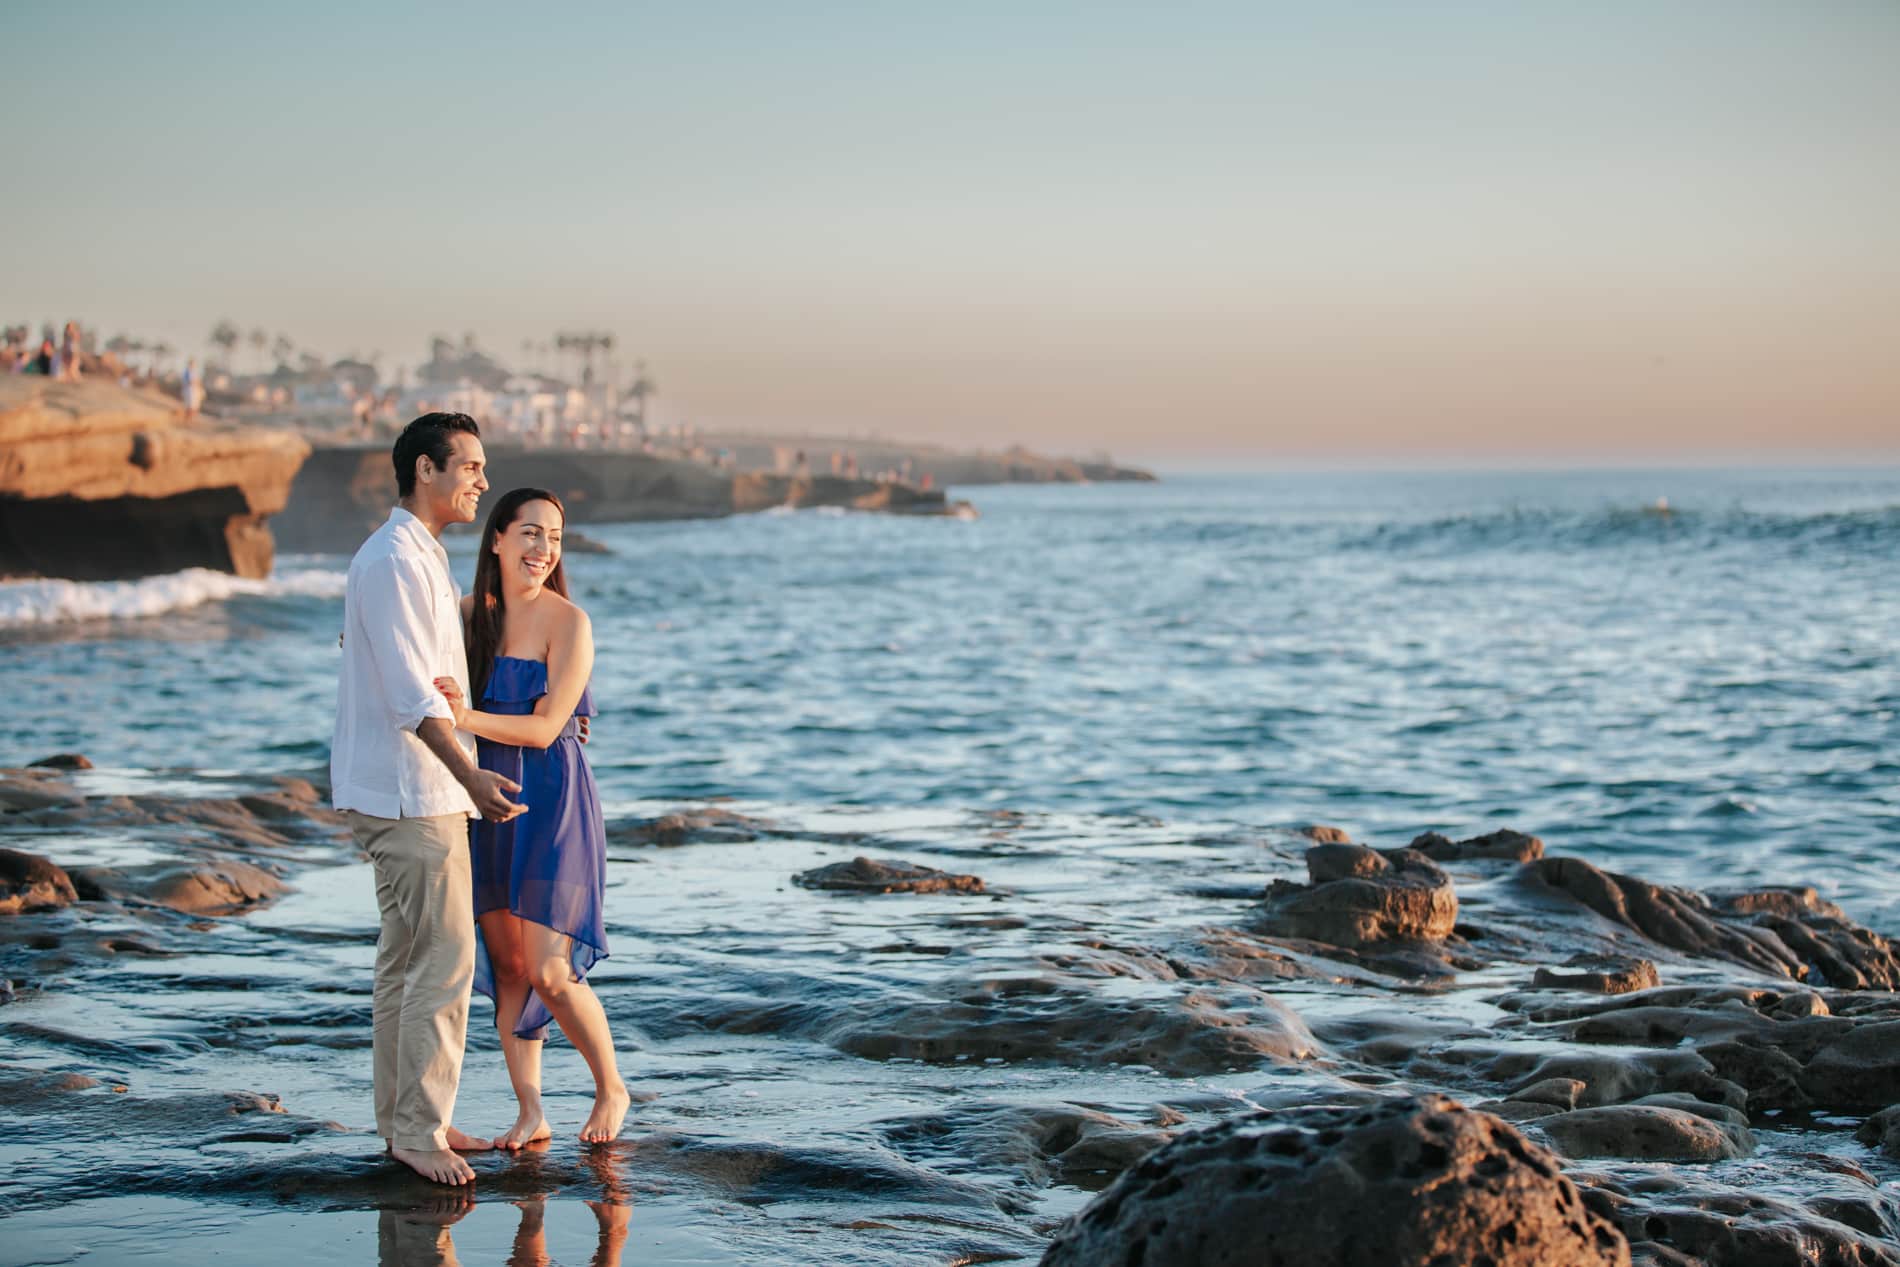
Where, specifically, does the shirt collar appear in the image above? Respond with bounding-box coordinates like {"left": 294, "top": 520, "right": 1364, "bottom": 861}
{"left": 387, "top": 506, "right": 450, "bottom": 565}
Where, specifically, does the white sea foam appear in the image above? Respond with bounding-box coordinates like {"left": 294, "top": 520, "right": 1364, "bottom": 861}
{"left": 0, "top": 567, "right": 348, "bottom": 628}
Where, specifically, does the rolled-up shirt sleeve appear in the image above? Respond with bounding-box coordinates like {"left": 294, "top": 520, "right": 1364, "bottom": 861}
{"left": 356, "top": 554, "right": 455, "bottom": 733}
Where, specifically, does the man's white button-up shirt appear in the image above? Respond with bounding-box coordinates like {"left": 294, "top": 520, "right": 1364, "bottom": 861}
{"left": 331, "top": 507, "right": 478, "bottom": 820}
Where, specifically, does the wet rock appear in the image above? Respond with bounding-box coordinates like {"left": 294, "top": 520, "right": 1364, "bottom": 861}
{"left": 1854, "top": 1105, "right": 1900, "bottom": 1160}
{"left": 1537, "top": 1097, "right": 1754, "bottom": 1162}
{"left": 1260, "top": 846, "right": 1457, "bottom": 947}
{"left": 1410, "top": 828, "right": 1545, "bottom": 862}
{"left": 827, "top": 981, "right": 1319, "bottom": 1075}
{"left": 1524, "top": 857, "right": 1801, "bottom": 978}
{"left": 1485, "top": 1047, "right": 1743, "bottom": 1112}
{"left": 28, "top": 754, "right": 93, "bottom": 770}
{"left": 610, "top": 806, "right": 776, "bottom": 845}
{"left": 795, "top": 856, "right": 985, "bottom": 895}
{"left": 1040, "top": 1094, "right": 1629, "bottom": 1267}
{"left": 0, "top": 848, "right": 78, "bottom": 915}
{"left": 1534, "top": 954, "right": 1661, "bottom": 995}
{"left": 68, "top": 859, "right": 288, "bottom": 914}
{"left": 1800, "top": 1020, "right": 1900, "bottom": 1112}
{"left": 881, "top": 1102, "right": 1171, "bottom": 1188}
{"left": 0, "top": 1065, "right": 100, "bottom": 1095}
{"left": 1579, "top": 1168, "right": 1900, "bottom": 1267}
{"left": 1713, "top": 888, "right": 1900, "bottom": 990}
{"left": 0, "top": 769, "right": 85, "bottom": 813}
{"left": 1297, "top": 824, "right": 1351, "bottom": 844}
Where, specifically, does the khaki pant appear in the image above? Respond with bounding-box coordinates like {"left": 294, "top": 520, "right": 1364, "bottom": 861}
{"left": 347, "top": 810, "right": 474, "bottom": 1152}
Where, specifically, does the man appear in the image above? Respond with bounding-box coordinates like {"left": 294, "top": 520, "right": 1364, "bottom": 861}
{"left": 333, "top": 411, "right": 526, "bottom": 1185}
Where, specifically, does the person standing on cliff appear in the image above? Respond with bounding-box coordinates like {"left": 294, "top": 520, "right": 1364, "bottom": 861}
{"left": 333, "top": 411, "right": 527, "bottom": 1185}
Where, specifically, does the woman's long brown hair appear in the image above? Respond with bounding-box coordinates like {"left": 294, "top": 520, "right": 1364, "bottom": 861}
{"left": 466, "top": 487, "right": 569, "bottom": 704}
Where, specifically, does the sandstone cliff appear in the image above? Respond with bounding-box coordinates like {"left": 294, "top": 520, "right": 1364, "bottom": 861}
{"left": 0, "top": 379, "right": 310, "bottom": 580}
{"left": 274, "top": 443, "right": 968, "bottom": 553}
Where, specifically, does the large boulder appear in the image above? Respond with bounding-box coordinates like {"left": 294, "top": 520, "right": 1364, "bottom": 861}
{"left": 0, "top": 378, "right": 308, "bottom": 580}
{"left": 1260, "top": 846, "right": 1457, "bottom": 947}
{"left": 1040, "top": 1094, "right": 1629, "bottom": 1267}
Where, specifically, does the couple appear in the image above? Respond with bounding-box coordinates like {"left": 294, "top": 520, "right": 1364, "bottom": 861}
{"left": 331, "top": 411, "right": 629, "bottom": 1185}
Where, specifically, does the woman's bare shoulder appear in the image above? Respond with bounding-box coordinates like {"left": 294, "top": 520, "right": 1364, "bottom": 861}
{"left": 542, "top": 589, "right": 592, "bottom": 635}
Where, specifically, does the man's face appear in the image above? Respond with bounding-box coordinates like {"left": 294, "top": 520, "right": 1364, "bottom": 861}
{"left": 420, "top": 432, "right": 489, "bottom": 524}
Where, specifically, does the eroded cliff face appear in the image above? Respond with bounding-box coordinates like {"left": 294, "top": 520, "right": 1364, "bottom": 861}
{"left": 0, "top": 380, "right": 309, "bottom": 580}
{"left": 275, "top": 444, "right": 963, "bottom": 553}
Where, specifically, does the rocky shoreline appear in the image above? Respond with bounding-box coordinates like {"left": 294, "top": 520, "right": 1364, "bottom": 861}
{"left": 272, "top": 442, "right": 974, "bottom": 555}
{"left": 2, "top": 763, "right": 1895, "bottom": 1263}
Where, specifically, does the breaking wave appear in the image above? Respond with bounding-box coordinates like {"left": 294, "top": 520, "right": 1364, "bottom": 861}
{"left": 0, "top": 567, "right": 347, "bottom": 628}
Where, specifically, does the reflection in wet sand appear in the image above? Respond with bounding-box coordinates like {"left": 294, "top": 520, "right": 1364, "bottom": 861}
{"left": 378, "top": 1149, "right": 633, "bottom": 1267}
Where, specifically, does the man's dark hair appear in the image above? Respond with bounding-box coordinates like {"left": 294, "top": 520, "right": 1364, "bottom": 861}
{"left": 392, "top": 412, "right": 481, "bottom": 497}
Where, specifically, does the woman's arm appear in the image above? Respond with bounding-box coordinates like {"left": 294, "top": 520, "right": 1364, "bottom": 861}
{"left": 435, "top": 607, "right": 594, "bottom": 750}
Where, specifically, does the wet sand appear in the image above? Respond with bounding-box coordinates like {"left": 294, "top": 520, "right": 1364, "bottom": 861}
{"left": 2, "top": 762, "right": 1898, "bottom": 1264}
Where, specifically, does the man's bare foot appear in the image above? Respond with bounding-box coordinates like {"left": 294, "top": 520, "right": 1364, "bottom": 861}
{"left": 496, "top": 1102, "right": 552, "bottom": 1150}
{"left": 445, "top": 1125, "right": 494, "bottom": 1152}
{"left": 580, "top": 1082, "right": 631, "bottom": 1143}
{"left": 391, "top": 1145, "right": 476, "bottom": 1184}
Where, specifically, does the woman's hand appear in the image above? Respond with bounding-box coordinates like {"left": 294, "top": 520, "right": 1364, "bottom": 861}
{"left": 433, "top": 676, "right": 470, "bottom": 729}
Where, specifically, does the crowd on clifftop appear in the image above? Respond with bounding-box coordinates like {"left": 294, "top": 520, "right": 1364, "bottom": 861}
{"left": 3, "top": 320, "right": 206, "bottom": 417}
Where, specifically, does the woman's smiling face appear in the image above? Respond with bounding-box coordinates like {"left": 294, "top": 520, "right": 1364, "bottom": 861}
{"left": 494, "top": 498, "right": 563, "bottom": 592}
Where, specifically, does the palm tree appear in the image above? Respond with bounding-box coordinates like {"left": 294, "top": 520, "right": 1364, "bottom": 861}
{"left": 209, "top": 320, "right": 239, "bottom": 370}
{"left": 272, "top": 333, "right": 295, "bottom": 371}
{"left": 249, "top": 327, "right": 268, "bottom": 373}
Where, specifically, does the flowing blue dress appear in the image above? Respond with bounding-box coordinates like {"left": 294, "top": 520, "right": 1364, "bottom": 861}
{"left": 469, "top": 655, "right": 607, "bottom": 1040}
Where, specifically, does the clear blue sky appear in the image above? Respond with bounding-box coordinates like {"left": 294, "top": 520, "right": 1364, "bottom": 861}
{"left": 6, "top": 1, "right": 1896, "bottom": 460}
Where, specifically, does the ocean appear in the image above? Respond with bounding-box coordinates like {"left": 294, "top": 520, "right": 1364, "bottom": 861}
{"left": 6, "top": 468, "right": 1897, "bottom": 920}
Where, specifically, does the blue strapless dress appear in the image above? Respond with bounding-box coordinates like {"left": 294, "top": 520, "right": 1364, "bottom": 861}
{"left": 469, "top": 655, "right": 607, "bottom": 1040}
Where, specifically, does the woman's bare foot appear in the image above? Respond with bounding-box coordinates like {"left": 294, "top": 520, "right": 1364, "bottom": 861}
{"left": 496, "top": 1101, "right": 553, "bottom": 1150}
{"left": 445, "top": 1125, "right": 494, "bottom": 1152}
{"left": 390, "top": 1145, "right": 476, "bottom": 1185}
{"left": 580, "top": 1082, "right": 631, "bottom": 1143}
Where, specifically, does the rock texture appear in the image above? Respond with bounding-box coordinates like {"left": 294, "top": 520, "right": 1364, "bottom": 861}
{"left": 1410, "top": 828, "right": 1546, "bottom": 862}
{"left": 0, "top": 378, "right": 309, "bottom": 579}
{"left": 1534, "top": 954, "right": 1661, "bottom": 995}
{"left": 794, "top": 856, "right": 985, "bottom": 895}
{"left": 0, "top": 848, "right": 78, "bottom": 915}
{"left": 275, "top": 443, "right": 972, "bottom": 552}
{"left": 1040, "top": 1094, "right": 1630, "bottom": 1267}
{"left": 1523, "top": 857, "right": 1900, "bottom": 988}
{"left": 1260, "top": 845, "right": 1458, "bottom": 947}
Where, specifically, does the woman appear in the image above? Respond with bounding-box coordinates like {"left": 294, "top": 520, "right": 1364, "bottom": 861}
{"left": 433, "top": 487, "right": 629, "bottom": 1147}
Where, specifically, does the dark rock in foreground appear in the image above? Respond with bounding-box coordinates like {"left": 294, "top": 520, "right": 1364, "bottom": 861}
{"left": 1040, "top": 1094, "right": 1629, "bottom": 1267}
{"left": 794, "top": 856, "right": 984, "bottom": 895}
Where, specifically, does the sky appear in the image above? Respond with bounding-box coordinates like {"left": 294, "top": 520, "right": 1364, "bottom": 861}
{"left": 5, "top": 1, "right": 1897, "bottom": 463}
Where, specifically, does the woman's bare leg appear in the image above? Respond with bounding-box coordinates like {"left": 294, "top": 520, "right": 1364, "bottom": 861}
{"left": 522, "top": 922, "right": 629, "bottom": 1142}
{"left": 480, "top": 910, "right": 551, "bottom": 1149}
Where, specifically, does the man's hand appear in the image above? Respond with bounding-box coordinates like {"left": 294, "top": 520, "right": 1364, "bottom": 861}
{"left": 465, "top": 769, "right": 526, "bottom": 822}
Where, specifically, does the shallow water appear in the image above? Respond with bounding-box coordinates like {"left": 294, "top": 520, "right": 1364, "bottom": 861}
{"left": 3, "top": 468, "right": 1899, "bottom": 1262}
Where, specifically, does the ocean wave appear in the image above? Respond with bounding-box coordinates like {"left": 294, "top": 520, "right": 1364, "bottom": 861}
{"left": 1345, "top": 504, "right": 1900, "bottom": 555}
{"left": 0, "top": 567, "right": 348, "bottom": 628}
